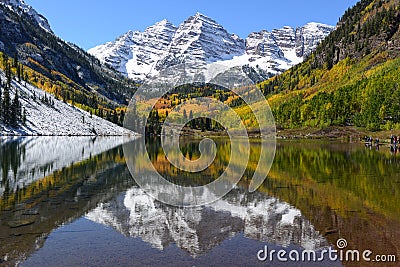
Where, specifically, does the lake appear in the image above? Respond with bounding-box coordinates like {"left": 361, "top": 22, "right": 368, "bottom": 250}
{"left": 0, "top": 137, "right": 399, "bottom": 266}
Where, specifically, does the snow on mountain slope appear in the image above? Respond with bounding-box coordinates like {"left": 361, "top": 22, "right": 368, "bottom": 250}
{"left": 295, "top": 22, "right": 336, "bottom": 59}
{"left": 0, "top": 0, "right": 52, "bottom": 33}
{"left": 247, "top": 30, "right": 285, "bottom": 59}
{"left": 211, "top": 22, "right": 336, "bottom": 78}
{"left": 89, "top": 13, "right": 334, "bottom": 81}
{"left": 154, "top": 13, "right": 245, "bottom": 70}
{"left": 88, "top": 20, "right": 177, "bottom": 80}
{"left": 0, "top": 70, "right": 135, "bottom": 136}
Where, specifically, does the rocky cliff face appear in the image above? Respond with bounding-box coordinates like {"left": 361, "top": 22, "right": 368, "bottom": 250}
{"left": 295, "top": 22, "right": 337, "bottom": 58}
{"left": 246, "top": 30, "right": 284, "bottom": 58}
{"left": 0, "top": 0, "right": 52, "bottom": 33}
{"left": 88, "top": 20, "right": 177, "bottom": 80}
{"left": 245, "top": 23, "right": 336, "bottom": 67}
{"left": 89, "top": 13, "right": 334, "bottom": 82}
{"left": 155, "top": 13, "right": 246, "bottom": 70}
{"left": 313, "top": 0, "right": 400, "bottom": 68}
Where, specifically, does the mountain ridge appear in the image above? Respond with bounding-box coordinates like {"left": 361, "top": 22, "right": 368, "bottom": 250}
{"left": 89, "top": 13, "right": 334, "bottom": 82}
{"left": 0, "top": 0, "right": 52, "bottom": 33}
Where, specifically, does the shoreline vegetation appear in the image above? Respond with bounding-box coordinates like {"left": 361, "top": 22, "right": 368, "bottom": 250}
{"left": 175, "top": 126, "right": 400, "bottom": 144}
{"left": 276, "top": 126, "right": 400, "bottom": 141}
{"left": 1, "top": 125, "right": 400, "bottom": 142}
{"left": 160, "top": 125, "right": 400, "bottom": 142}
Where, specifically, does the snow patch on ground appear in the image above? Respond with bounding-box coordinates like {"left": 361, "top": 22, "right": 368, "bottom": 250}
{"left": 0, "top": 70, "right": 136, "bottom": 136}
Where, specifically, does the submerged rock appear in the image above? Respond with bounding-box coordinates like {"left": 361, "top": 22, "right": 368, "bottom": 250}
{"left": 8, "top": 218, "right": 36, "bottom": 228}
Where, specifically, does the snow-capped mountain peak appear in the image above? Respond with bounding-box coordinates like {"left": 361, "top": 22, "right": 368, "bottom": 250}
{"left": 0, "top": 0, "right": 52, "bottom": 33}
{"left": 88, "top": 19, "right": 177, "bottom": 80}
{"left": 89, "top": 15, "right": 334, "bottom": 82}
{"left": 189, "top": 12, "right": 219, "bottom": 25}
{"left": 194, "top": 11, "right": 207, "bottom": 18}
{"left": 153, "top": 18, "right": 172, "bottom": 26}
{"left": 144, "top": 19, "right": 176, "bottom": 34}
{"left": 156, "top": 12, "right": 245, "bottom": 68}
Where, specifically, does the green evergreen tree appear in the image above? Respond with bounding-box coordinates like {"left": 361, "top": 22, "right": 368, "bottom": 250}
{"left": 205, "top": 117, "right": 212, "bottom": 130}
{"left": 16, "top": 64, "right": 21, "bottom": 82}
{"left": 112, "top": 111, "right": 118, "bottom": 124}
{"left": 0, "top": 77, "right": 2, "bottom": 120}
{"left": 119, "top": 110, "right": 125, "bottom": 125}
{"left": 183, "top": 109, "right": 187, "bottom": 122}
{"left": 2, "top": 82, "right": 10, "bottom": 124}
{"left": 5, "top": 62, "right": 12, "bottom": 89}
{"left": 12, "top": 54, "right": 18, "bottom": 69}
{"left": 1, "top": 54, "right": 8, "bottom": 68}
{"left": 22, "top": 107, "right": 26, "bottom": 125}
{"left": 189, "top": 110, "right": 195, "bottom": 129}
{"left": 154, "top": 110, "right": 159, "bottom": 121}
{"left": 10, "top": 89, "right": 20, "bottom": 126}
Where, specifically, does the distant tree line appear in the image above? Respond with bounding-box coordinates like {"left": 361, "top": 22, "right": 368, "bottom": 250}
{"left": 144, "top": 108, "right": 225, "bottom": 136}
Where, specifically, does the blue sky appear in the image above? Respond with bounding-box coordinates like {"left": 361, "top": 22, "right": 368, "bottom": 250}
{"left": 25, "top": 0, "right": 359, "bottom": 50}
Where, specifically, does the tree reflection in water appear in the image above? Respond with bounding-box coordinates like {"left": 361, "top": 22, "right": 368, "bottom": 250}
{"left": 0, "top": 137, "right": 399, "bottom": 266}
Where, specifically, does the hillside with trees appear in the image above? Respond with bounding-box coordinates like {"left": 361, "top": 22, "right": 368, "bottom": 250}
{"left": 259, "top": 0, "right": 400, "bottom": 131}
{"left": 0, "top": 2, "right": 137, "bottom": 107}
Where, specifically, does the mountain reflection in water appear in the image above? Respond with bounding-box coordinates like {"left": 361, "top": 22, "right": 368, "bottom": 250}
{"left": 86, "top": 186, "right": 328, "bottom": 257}
{"left": 0, "top": 137, "right": 399, "bottom": 266}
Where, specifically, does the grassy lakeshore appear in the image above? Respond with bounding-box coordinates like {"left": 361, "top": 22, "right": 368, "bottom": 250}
{"left": 172, "top": 125, "right": 400, "bottom": 143}
{"left": 276, "top": 126, "right": 400, "bottom": 141}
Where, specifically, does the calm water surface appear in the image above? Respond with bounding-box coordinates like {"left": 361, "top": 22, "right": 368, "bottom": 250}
{"left": 0, "top": 137, "right": 399, "bottom": 266}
